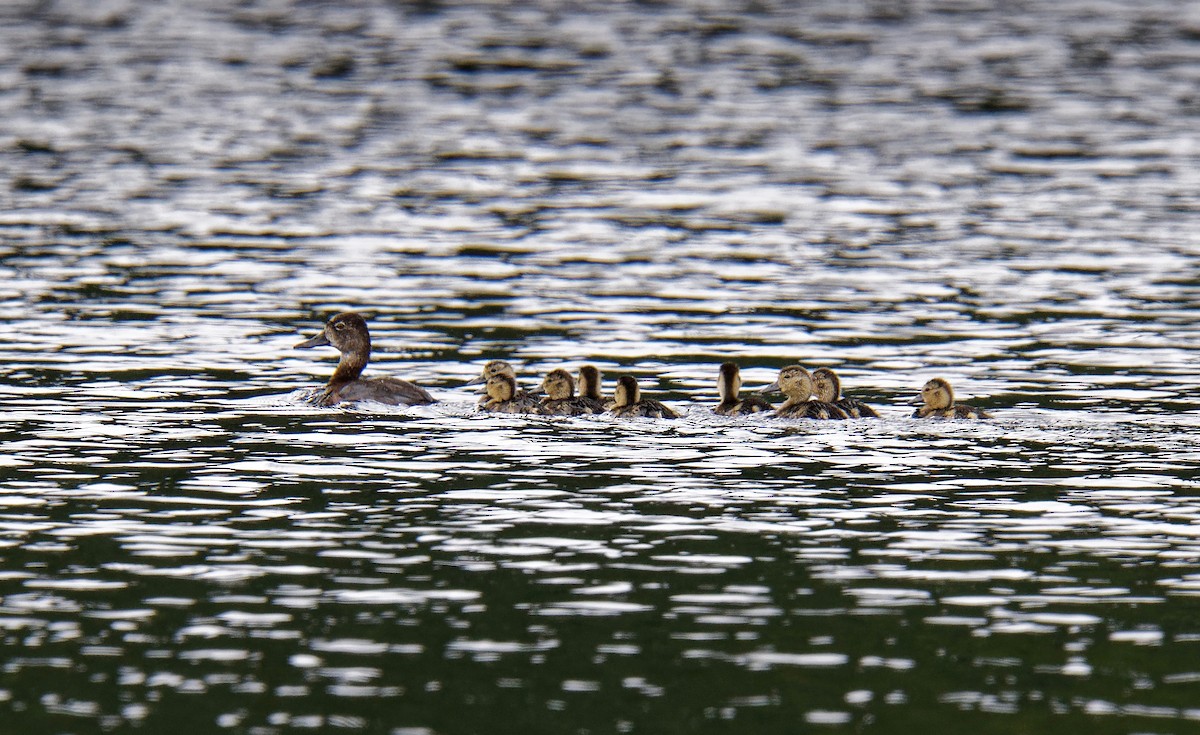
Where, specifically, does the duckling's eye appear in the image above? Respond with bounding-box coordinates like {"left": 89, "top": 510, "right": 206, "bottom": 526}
{"left": 334, "top": 321, "right": 346, "bottom": 331}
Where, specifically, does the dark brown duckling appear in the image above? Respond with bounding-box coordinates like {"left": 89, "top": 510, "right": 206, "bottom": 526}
{"left": 759, "top": 365, "right": 848, "bottom": 420}
{"left": 609, "top": 375, "right": 679, "bottom": 419}
{"left": 576, "top": 365, "right": 612, "bottom": 412}
{"left": 911, "top": 377, "right": 992, "bottom": 419}
{"left": 295, "top": 312, "right": 435, "bottom": 407}
{"left": 481, "top": 373, "right": 545, "bottom": 414}
{"left": 714, "top": 362, "right": 773, "bottom": 416}
{"left": 539, "top": 368, "right": 603, "bottom": 416}
{"left": 811, "top": 367, "right": 880, "bottom": 419}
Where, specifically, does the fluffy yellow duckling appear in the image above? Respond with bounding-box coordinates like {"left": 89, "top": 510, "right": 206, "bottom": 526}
{"left": 481, "top": 373, "right": 545, "bottom": 414}
{"left": 294, "top": 312, "right": 436, "bottom": 407}
{"left": 760, "top": 365, "right": 848, "bottom": 420}
{"left": 714, "top": 362, "right": 773, "bottom": 416}
{"left": 811, "top": 367, "right": 880, "bottom": 419}
{"left": 464, "top": 360, "right": 521, "bottom": 405}
{"left": 912, "top": 378, "right": 992, "bottom": 419}
{"left": 609, "top": 375, "right": 679, "bottom": 419}
{"left": 539, "top": 368, "right": 604, "bottom": 416}
{"left": 576, "top": 364, "right": 612, "bottom": 411}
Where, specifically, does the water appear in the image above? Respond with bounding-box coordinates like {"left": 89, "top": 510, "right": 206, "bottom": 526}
{"left": 4, "top": 0, "right": 1200, "bottom": 733}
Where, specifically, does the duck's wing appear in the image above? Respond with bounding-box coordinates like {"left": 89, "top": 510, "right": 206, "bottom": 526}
{"left": 839, "top": 398, "right": 880, "bottom": 419}
{"left": 338, "top": 377, "right": 436, "bottom": 406}
{"left": 953, "top": 404, "right": 991, "bottom": 419}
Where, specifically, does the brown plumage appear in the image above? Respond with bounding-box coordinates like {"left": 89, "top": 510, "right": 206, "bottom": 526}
{"left": 811, "top": 367, "right": 880, "bottom": 419}
{"left": 609, "top": 375, "right": 679, "bottom": 419}
{"left": 911, "top": 378, "right": 992, "bottom": 419}
{"left": 540, "top": 368, "right": 603, "bottom": 416}
{"left": 294, "top": 312, "right": 435, "bottom": 407}
{"left": 760, "top": 365, "right": 848, "bottom": 420}
{"left": 714, "top": 362, "right": 773, "bottom": 416}
{"left": 481, "top": 373, "right": 545, "bottom": 414}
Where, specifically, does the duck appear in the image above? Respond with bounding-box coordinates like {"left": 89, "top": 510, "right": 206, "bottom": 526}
{"left": 714, "top": 362, "right": 773, "bottom": 416}
{"left": 912, "top": 377, "right": 992, "bottom": 419}
{"left": 481, "top": 373, "right": 545, "bottom": 414}
{"left": 811, "top": 367, "right": 880, "bottom": 419}
{"left": 463, "top": 360, "right": 520, "bottom": 405}
{"left": 294, "top": 311, "right": 435, "bottom": 407}
{"left": 609, "top": 375, "right": 680, "bottom": 418}
{"left": 576, "top": 365, "right": 612, "bottom": 411}
{"left": 539, "top": 368, "right": 604, "bottom": 416}
{"left": 759, "top": 365, "right": 848, "bottom": 420}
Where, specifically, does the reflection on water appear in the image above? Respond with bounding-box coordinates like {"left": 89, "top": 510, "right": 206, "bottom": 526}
{"left": 3, "top": 0, "right": 1200, "bottom": 733}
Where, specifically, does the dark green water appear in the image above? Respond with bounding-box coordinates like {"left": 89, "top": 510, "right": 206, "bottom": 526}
{"left": 4, "top": 1, "right": 1200, "bottom": 733}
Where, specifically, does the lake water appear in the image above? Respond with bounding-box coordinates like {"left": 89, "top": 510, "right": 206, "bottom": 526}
{"left": 4, "top": 1, "right": 1200, "bottom": 733}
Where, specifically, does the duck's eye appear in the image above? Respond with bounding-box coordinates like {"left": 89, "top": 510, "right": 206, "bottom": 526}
{"left": 334, "top": 321, "right": 346, "bottom": 331}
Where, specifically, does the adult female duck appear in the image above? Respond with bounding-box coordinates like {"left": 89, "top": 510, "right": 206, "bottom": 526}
{"left": 811, "top": 367, "right": 880, "bottom": 419}
{"left": 714, "top": 362, "right": 773, "bottom": 416}
{"left": 912, "top": 378, "right": 992, "bottom": 419}
{"left": 295, "top": 312, "right": 435, "bottom": 407}
{"left": 609, "top": 375, "right": 679, "bottom": 419}
{"left": 760, "top": 365, "right": 848, "bottom": 420}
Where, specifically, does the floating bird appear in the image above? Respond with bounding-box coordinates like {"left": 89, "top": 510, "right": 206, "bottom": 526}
{"left": 295, "top": 312, "right": 435, "bottom": 407}
{"left": 911, "top": 378, "right": 992, "bottom": 419}
{"left": 609, "top": 375, "right": 679, "bottom": 418}
{"left": 760, "top": 365, "right": 848, "bottom": 420}
{"left": 714, "top": 362, "right": 773, "bottom": 416}
{"left": 811, "top": 367, "right": 880, "bottom": 419}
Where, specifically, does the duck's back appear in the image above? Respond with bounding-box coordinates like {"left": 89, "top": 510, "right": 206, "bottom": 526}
{"left": 541, "top": 397, "right": 603, "bottom": 416}
{"left": 836, "top": 397, "right": 880, "bottom": 419}
{"left": 330, "top": 377, "right": 436, "bottom": 406}
{"left": 485, "top": 392, "right": 545, "bottom": 414}
{"left": 778, "top": 400, "right": 849, "bottom": 420}
{"left": 612, "top": 399, "right": 679, "bottom": 419}
{"left": 915, "top": 404, "right": 991, "bottom": 420}
{"left": 715, "top": 395, "right": 773, "bottom": 416}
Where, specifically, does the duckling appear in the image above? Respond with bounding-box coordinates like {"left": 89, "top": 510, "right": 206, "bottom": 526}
{"left": 576, "top": 365, "right": 612, "bottom": 412}
{"left": 912, "top": 377, "right": 992, "bottom": 419}
{"left": 714, "top": 362, "right": 773, "bottom": 416}
{"left": 609, "top": 375, "right": 679, "bottom": 419}
{"left": 481, "top": 373, "right": 545, "bottom": 414}
{"left": 463, "top": 360, "right": 520, "bottom": 405}
{"left": 539, "top": 368, "right": 603, "bottom": 416}
{"left": 295, "top": 312, "right": 435, "bottom": 407}
{"left": 811, "top": 367, "right": 880, "bottom": 419}
{"left": 759, "top": 365, "right": 848, "bottom": 420}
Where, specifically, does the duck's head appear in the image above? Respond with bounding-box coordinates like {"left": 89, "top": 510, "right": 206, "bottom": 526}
{"left": 760, "top": 365, "right": 813, "bottom": 400}
{"left": 810, "top": 368, "right": 841, "bottom": 403}
{"left": 295, "top": 312, "right": 371, "bottom": 355}
{"left": 542, "top": 368, "right": 576, "bottom": 400}
{"left": 485, "top": 373, "right": 518, "bottom": 403}
{"left": 577, "top": 365, "right": 603, "bottom": 399}
{"left": 612, "top": 375, "right": 641, "bottom": 407}
{"left": 915, "top": 377, "right": 954, "bottom": 409}
{"left": 464, "top": 360, "right": 515, "bottom": 387}
{"left": 717, "top": 362, "right": 742, "bottom": 401}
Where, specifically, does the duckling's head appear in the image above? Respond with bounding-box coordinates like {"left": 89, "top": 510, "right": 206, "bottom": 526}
{"left": 577, "top": 365, "right": 603, "bottom": 399}
{"left": 612, "top": 375, "right": 641, "bottom": 407}
{"left": 918, "top": 378, "right": 954, "bottom": 410}
{"left": 811, "top": 368, "right": 841, "bottom": 403}
{"left": 464, "top": 360, "right": 515, "bottom": 387}
{"left": 717, "top": 362, "right": 742, "bottom": 401}
{"left": 295, "top": 312, "right": 371, "bottom": 356}
{"left": 542, "top": 368, "right": 576, "bottom": 400}
{"left": 485, "top": 373, "right": 518, "bottom": 403}
{"left": 766, "top": 365, "right": 813, "bottom": 400}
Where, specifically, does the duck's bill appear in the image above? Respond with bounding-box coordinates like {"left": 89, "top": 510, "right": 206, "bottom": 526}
{"left": 295, "top": 331, "right": 330, "bottom": 349}
{"left": 526, "top": 386, "right": 545, "bottom": 397}
{"left": 756, "top": 381, "right": 780, "bottom": 394}
{"left": 907, "top": 396, "right": 924, "bottom": 406}
{"left": 461, "top": 375, "right": 486, "bottom": 387}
